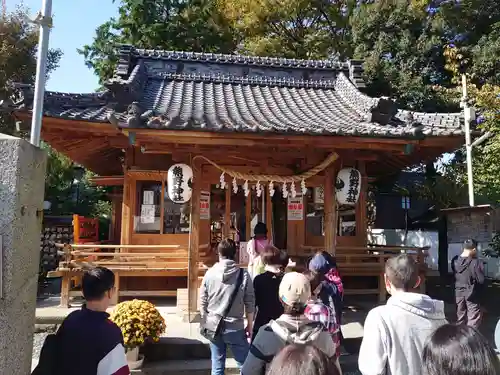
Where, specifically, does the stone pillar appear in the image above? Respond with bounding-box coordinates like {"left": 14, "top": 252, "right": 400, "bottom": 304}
{"left": 0, "top": 134, "right": 47, "bottom": 375}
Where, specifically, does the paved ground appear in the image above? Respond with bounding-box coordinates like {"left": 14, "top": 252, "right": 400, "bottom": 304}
{"left": 32, "top": 276, "right": 500, "bottom": 373}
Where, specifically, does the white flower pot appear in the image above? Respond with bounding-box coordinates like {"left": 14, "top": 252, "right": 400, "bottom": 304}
{"left": 126, "top": 347, "right": 145, "bottom": 370}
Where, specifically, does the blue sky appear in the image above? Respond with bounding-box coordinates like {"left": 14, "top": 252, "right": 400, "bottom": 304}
{"left": 7, "top": 0, "right": 119, "bottom": 93}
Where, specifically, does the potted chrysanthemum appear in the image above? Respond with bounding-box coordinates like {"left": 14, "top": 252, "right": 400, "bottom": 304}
{"left": 110, "top": 299, "right": 166, "bottom": 369}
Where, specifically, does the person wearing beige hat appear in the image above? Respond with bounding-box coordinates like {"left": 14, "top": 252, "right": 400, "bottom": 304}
{"left": 241, "top": 272, "right": 341, "bottom": 375}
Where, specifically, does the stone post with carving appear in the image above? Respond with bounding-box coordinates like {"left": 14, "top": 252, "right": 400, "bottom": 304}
{"left": 0, "top": 134, "right": 47, "bottom": 375}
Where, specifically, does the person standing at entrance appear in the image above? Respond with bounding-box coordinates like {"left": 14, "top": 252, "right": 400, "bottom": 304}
{"left": 247, "top": 222, "right": 271, "bottom": 278}
{"left": 452, "top": 239, "right": 485, "bottom": 329}
{"left": 200, "top": 239, "right": 255, "bottom": 375}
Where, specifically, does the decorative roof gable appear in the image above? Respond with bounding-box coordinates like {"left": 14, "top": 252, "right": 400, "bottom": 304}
{"left": 4, "top": 45, "right": 464, "bottom": 139}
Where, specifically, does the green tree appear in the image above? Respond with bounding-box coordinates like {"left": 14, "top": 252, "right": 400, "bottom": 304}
{"left": 0, "top": 6, "right": 62, "bottom": 134}
{"left": 79, "top": 0, "right": 238, "bottom": 84}
{"left": 218, "top": 0, "right": 361, "bottom": 59}
{"left": 350, "top": 0, "right": 458, "bottom": 111}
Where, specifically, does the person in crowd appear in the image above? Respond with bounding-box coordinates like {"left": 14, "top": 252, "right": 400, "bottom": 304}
{"left": 266, "top": 344, "right": 341, "bottom": 375}
{"left": 358, "top": 254, "right": 447, "bottom": 375}
{"left": 252, "top": 246, "right": 289, "bottom": 340}
{"left": 308, "top": 251, "right": 345, "bottom": 353}
{"left": 423, "top": 324, "right": 500, "bottom": 375}
{"left": 452, "top": 239, "right": 485, "bottom": 328}
{"left": 241, "top": 272, "right": 340, "bottom": 375}
{"left": 33, "top": 267, "right": 129, "bottom": 375}
{"left": 304, "top": 270, "right": 341, "bottom": 358}
{"left": 199, "top": 239, "right": 255, "bottom": 375}
{"left": 247, "top": 222, "right": 271, "bottom": 278}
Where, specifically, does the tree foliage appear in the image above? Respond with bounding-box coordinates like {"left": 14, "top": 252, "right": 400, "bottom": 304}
{"left": 218, "top": 0, "right": 363, "bottom": 59}
{"left": 0, "top": 6, "right": 62, "bottom": 134}
{"left": 43, "top": 144, "right": 112, "bottom": 218}
{"left": 79, "top": 0, "right": 238, "bottom": 84}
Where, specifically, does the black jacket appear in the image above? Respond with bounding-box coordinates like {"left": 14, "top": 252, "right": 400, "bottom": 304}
{"left": 252, "top": 271, "right": 284, "bottom": 339}
{"left": 452, "top": 255, "right": 485, "bottom": 301}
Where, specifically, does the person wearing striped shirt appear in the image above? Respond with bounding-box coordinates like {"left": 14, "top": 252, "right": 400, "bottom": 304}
{"left": 34, "top": 267, "right": 130, "bottom": 375}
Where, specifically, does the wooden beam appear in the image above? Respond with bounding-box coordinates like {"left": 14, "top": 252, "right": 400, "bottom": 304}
{"left": 132, "top": 128, "right": 419, "bottom": 145}
{"left": 89, "top": 176, "right": 124, "bottom": 186}
{"left": 135, "top": 132, "right": 407, "bottom": 152}
{"left": 187, "top": 159, "right": 202, "bottom": 322}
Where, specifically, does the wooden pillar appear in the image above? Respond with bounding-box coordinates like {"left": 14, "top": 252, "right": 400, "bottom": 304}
{"left": 120, "top": 172, "right": 132, "bottom": 246}
{"left": 266, "top": 191, "right": 273, "bottom": 243}
{"left": 245, "top": 192, "right": 251, "bottom": 242}
{"left": 356, "top": 161, "right": 368, "bottom": 246}
{"left": 187, "top": 160, "right": 202, "bottom": 322}
{"left": 378, "top": 255, "right": 387, "bottom": 303}
{"left": 111, "top": 272, "right": 120, "bottom": 305}
{"left": 223, "top": 186, "right": 231, "bottom": 238}
{"left": 60, "top": 275, "right": 71, "bottom": 308}
{"left": 324, "top": 165, "right": 337, "bottom": 254}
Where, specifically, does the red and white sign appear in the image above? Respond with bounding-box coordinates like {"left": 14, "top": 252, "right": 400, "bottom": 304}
{"left": 287, "top": 195, "right": 304, "bottom": 221}
{"left": 200, "top": 191, "right": 210, "bottom": 220}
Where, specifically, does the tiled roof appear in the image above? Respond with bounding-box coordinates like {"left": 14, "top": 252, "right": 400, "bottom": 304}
{"left": 7, "top": 45, "right": 465, "bottom": 138}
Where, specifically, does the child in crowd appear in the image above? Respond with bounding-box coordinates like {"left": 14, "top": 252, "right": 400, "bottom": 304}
{"left": 358, "top": 254, "right": 447, "bottom": 375}
{"left": 241, "top": 272, "right": 339, "bottom": 375}
{"left": 267, "top": 344, "right": 341, "bottom": 375}
{"left": 304, "top": 270, "right": 341, "bottom": 358}
{"left": 252, "top": 247, "right": 289, "bottom": 340}
{"left": 247, "top": 222, "right": 271, "bottom": 278}
{"left": 423, "top": 324, "right": 500, "bottom": 375}
{"left": 452, "top": 239, "right": 485, "bottom": 329}
{"left": 308, "top": 251, "right": 345, "bottom": 353}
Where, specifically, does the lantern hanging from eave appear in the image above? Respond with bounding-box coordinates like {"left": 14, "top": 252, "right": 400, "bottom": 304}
{"left": 167, "top": 163, "right": 193, "bottom": 203}
{"left": 336, "top": 167, "right": 361, "bottom": 205}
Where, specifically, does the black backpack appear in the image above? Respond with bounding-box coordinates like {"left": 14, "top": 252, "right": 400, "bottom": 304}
{"left": 32, "top": 333, "right": 59, "bottom": 375}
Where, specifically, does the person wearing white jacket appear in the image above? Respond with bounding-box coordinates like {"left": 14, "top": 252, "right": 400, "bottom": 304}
{"left": 358, "top": 254, "right": 448, "bottom": 375}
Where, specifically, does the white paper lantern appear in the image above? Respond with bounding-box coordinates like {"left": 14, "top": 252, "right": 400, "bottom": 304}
{"left": 167, "top": 163, "right": 193, "bottom": 203}
{"left": 336, "top": 167, "right": 361, "bottom": 205}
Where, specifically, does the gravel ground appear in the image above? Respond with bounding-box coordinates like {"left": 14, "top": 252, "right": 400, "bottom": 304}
{"left": 32, "top": 332, "right": 48, "bottom": 369}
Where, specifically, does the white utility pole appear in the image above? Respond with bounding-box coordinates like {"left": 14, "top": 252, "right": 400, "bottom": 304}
{"left": 461, "top": 74, "right": 477, "bottom": 207}
{"left": 30, "top": 0, "right": 53, "bottom": 147}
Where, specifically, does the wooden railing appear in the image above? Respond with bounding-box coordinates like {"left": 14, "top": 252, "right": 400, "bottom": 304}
{"left": 52, "top": 243, "right": 211, "bottom": 307}
{"left": 297, "top": 245, "right": 428, "bottom": 302}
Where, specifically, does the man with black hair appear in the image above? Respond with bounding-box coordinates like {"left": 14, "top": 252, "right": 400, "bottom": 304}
{"left": 33, "top": 267, "right": 129, "bottom": 375}
{"left": 452, "top": 238, "right": 485, "bottom": 328}
{"left": 358, "top": 254, "right": 447, "bottom": 375}
{"left": 200, "top": 238, "right": 255, "bottom": 375}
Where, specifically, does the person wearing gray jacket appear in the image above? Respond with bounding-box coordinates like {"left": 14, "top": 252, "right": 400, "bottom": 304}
{"left": 358, "top": 254, "right": 448, "bottom": 375}
{"left": 200, "top": 239, "right": 255, "bottom": 375}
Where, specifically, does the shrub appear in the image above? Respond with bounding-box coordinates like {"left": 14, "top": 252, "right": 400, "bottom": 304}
{"left": 110, "top": 299, "right": 166, "bottom": 349}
